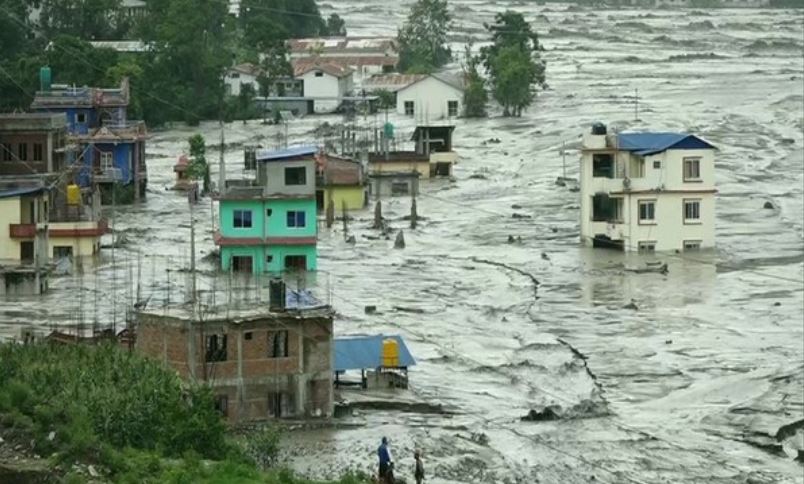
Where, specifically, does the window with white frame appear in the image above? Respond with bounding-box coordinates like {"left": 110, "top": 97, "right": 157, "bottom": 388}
{"left": 638, "top": 241, "right": 656, "bottom": 253}
{"left": 683, "top": 157, "right": 701, "bottom": 181}
{"left": 684, "top": 199, "right": 701, "bottom": 223}
{"left": 448, "top": 100, "right": 458, "bottom": 117}
{"left": 100, "top": 152, "right": 114, "bottom": 171}
{"left": 683, "top": 240, "right": 702, "bottom": 251}
{"left": 404, "top": 101, "right": 414, "bottom": 116}
{"left": 638, "top": 200, "right": 656, "bottom": 223}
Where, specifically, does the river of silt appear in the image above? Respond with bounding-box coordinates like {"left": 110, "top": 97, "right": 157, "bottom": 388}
{"left": 1, "top": 2, "right": 803, "bottom": 483}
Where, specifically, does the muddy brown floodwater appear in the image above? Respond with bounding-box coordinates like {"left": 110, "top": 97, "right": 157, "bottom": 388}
{"left": 1, "top": 2, "right": 803, "bottom": 483}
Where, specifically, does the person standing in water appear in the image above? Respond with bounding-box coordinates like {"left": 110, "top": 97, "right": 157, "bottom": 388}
{"left": 378, "top": 437, "right": 393, "bottom": 483}
{"left": 414, "top": 450, "right": 425, "bottom": 484}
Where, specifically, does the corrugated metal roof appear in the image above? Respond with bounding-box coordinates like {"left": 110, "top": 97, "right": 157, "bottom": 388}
{"left": 255, "top": 145, "right": 318, "bottom": 161}
{"left": 334, "top": 334, "right": 416, "bottom": 371}
{"left": 0, "top": 186, "right": 46, "bottom": 199}
{"left": 617, "top": 132, "right": 716, "bottom": 156}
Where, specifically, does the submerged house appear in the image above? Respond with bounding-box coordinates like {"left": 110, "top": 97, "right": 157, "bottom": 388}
{"left": 363, "top": 73, "right": 464, "bottom": 121}
{"left": 367, "top": 124, "right": 458, "bottom": 180}
{"left": 0, "top": 184, "right": 50, "bottom": 295}
{"left": 315, "top": 153, "right": 366, "bottom": 214}
{"left": 31, "top": 74, "right": 148, "bottom": 202}
{"left": 293, "top": 62, "right": 354, "bottom": 114}
{"left": 334, "top": 334, "right": 416, "bottom": 390}
{"left": 580, "top": 123, "right": 717, "bottom": 252}
{"left": 0, "top": 113, "right": 74, "bottom": 177}
{"left": 215, "top": 146, "right": 318, "bottom": 273}
{"left": 135, "top": 287, "right": 334, "bottom": 421}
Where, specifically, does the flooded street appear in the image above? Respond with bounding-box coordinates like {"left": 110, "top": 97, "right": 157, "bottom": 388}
{"left": 2, "top": 2, "right": 803, "bottom": 483}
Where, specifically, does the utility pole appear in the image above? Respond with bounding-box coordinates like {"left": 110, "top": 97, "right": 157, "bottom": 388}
{"left": 188, "top": 188, "right": 197, "bottom": 381}
{"left": 218, "top": 120, "right": 225, "bottom": 194}
{"left": 111, "top": 182, "right": 116, "bottom": 334}
{"left": 634, "top": 88, "right": 639, "bottom": 121}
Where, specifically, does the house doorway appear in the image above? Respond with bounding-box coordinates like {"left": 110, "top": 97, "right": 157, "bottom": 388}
{"left": 316, "top": 189, "right": 325, "bottom": 210}
{"left": 231, "top": 255, "right": 253, "bottom": 273}
{"left": 284, "top": 255, "right": 307, "bottom": 271}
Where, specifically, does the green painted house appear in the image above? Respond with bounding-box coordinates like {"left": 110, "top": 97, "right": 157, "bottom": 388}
{"left": 215, "top": 145, "right": 318, "bottom": 273}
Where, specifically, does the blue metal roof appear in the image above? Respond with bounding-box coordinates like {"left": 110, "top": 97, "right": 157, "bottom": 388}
{"left": 255, "top": 145, "right": 318, "bottom": 162}
{"left": 617, "top": 132, "right": 716, "bottom": 156}
{"left": 334, "top": 334, "right": 416, "bottom": 371}
{"left": 0, "top": 186, "right": 46, "bottom": 199}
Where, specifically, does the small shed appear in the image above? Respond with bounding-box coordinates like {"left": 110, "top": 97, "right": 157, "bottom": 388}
{"left": 334, "top": 335, "right": 416, "bottom": 389}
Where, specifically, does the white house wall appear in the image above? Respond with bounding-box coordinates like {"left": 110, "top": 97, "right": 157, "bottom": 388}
{"left": 225, "top": 72, "right": 258, "bottom": 97}
{"left": 396, "top": 77, "right": 462, "bottom": 121}
{"left": 300, "top": 71, "right": 352, "bottom": 113}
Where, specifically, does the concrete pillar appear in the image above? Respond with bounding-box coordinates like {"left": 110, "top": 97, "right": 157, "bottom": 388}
{"left": 46, "top": 132, "right": 53, "bottom": 172}
{"left": 237, "top": 329, "right": 244, "bottom": 420}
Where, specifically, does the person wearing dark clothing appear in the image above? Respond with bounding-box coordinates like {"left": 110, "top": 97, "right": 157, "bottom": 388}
{"left": 378, "top": 437, "right": 393, "bottom": 483}
{"left": 414, "top": 450, "right": 425, "bottom": 484}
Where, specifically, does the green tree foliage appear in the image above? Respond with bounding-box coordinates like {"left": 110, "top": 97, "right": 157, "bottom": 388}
{"left": 187, "top": 133, "right": 211, "bottom": 193}
{"left": 462, "top": 44, "right": 487, "bottom": 118}
{"left": 237, "top": 83, "right": 257, "bottom": 123}
{"left": 397, "top": 0, "right": 452, "bottom": 73}
{"left": 481, "top": 11, "right": 546, "bottom": 117}
{"left": 240, "top": 0, "right": 325, "bottom": 43}
{"left": 324, "top": 13, "right": 346, "bottom": 36}
{"left": 39, "top": 0, "right": 128, "bottom": 40}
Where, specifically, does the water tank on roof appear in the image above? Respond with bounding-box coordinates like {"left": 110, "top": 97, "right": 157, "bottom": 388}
{"left": 40, "top": 66, "right": 52, "bottom": 92}
{"left": 66, "top": 184, "right": 81, "bottom": 205}
{"left": 382, "top": 338, "right": 400, "bottom": 367}
{"left": 591, "top": 122, "right": 607, "bottom": 135}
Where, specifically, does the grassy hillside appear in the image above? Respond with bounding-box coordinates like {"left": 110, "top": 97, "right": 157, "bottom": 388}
{"left": 0, "top": 343, "right": 368, "bottom": 484}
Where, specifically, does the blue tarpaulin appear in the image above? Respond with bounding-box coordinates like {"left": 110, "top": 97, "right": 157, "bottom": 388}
{"left": 334, "top": 335, "right": 416, "bottom": 371}
{"left": 255, "top": 145, "right": 318, "bottom": 162}
{"left": 616, "top": 133, "right": 716, "bottom": 156}
{"left": 285, "top": 289, "right": 323, "bottom": 309}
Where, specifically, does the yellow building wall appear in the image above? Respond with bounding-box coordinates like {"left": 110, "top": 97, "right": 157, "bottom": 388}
{"left": 49, "top": 236, "right": 100, "bottom": 258}
{"left": 0, "top": 198, "right": 22, "bottom": 261}
{"left": 323, "top": 186, "right": 365, "bottom": 213}
{"left": 370, "top": 161, "right": 431, "bottom": 179}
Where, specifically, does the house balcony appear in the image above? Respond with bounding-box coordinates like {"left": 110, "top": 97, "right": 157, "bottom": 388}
{"left": 49, "top": 219, "right": 108, "bottom": 238}
{"left": 589, "top": 176, "right": 657, "bottom": 195}
{"left": 9, "top": 223, "right": 45, "bottom": 239}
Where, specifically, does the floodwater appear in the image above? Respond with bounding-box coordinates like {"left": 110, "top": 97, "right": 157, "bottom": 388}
{"left": 2, "top": 2, "right": 803, "bottom": 483}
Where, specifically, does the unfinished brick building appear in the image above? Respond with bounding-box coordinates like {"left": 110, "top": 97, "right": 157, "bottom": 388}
{"left": 135, "top": 305, "right": 334, "bottom": 422}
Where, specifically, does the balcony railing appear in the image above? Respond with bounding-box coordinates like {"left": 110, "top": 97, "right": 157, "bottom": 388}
{"left": 9, "top": 224, "right": 38, "bottom": 238}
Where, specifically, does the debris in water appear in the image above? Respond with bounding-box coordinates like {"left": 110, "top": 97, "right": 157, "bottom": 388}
{"left": 394, "top": 230, "right": 405, "bottom": 249}
{"left": 541, "top": 252, "right": 550, "bottom": 261}
{"left": 763, "top": 201, "right": 775, "bottom": 209}
{"left": 511, "top": 213, "right": 531, "bottom": 219}
{"left": 364, "top": 305, "right": 377, "bottom": 314}
{"left": 521, "top": 406, "right": 562, "bottom": 422}
{"left": 623, "top": 299, "right": 639, "bottom": 310}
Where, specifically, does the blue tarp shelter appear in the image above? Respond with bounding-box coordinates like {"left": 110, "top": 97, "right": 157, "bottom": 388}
{"left": 616, "top": 133, "right": 716, "bottom": 157}
{"left": 334, "top": 335, "right": 416, "bottom": 372}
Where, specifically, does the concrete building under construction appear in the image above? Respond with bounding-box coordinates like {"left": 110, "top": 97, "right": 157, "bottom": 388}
{"left": 135, "top": 292, "right": 334, "bottom": 422}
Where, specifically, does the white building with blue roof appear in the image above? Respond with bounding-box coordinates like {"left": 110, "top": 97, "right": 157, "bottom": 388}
{"left": 580, "top": 124, "right": 717, "bottom": 253}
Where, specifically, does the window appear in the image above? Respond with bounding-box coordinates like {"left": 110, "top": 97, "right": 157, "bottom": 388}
{"left": 448, "top": 100, "right": 458, "bottom": 117}
{"left": 314, "top": 71, "right": 323, "bottom": 77}
{"left": 54, "top": 246, "right": 73, "bottom": 259}
{"left": 684, "top": 199, "right": 701, "bottom": 223}
{"left": 244, "top": 332, "right": 253, "bottom": 340}
{"left": 233, "top": 209, "right": 252, "bottom": 228}
{"left": 285, "top": 255, "right": 307, "bottom": 270}
{"left": 76, "top": 113, "right": 86, "bottom": 124}
{"left": 18, "top": 143, "right": 27, "bottom": 161}
{"left": 592, "top": 154, "right": 614, "bottom": 178}
{"left": 286, "top": 210, "right": 306, "bottom": 228}
{"left": 683, "top": 240, "right": 702, "bottom": 251}
{"left": 266, "top": 208, "right": 272, "bottom": 217}
{"left": 268, "top": 330, "right": 289, "bottom": 358}
{"left": 265, "top": 254, "right": 274, "bottom": 265}
{"left": 638, "top": 200, "right": 656, "bottom": 223}
{"left": 391, "top": 181, "right": 409, "bottom": 196}
{"left": 404, "top": 101, "right": 414, "bottom": 116}
{"left": 284, "top": 166, "right": 306, "bottom": 186}
{"left": 638, "top": 241, "right": 656, "bottom": 253}
{"left": 1, "top": 143, "right": 12, "bottom": 161}
{"left": 683, "top": 157, "right": 701, "bottom": 181}
{"left": 100, "top": 151, "right": 113, "bottom": 170}
{"left": 591, "top": 194, "right": 621, "bottom": 222}
{"left": 205, "top": 334, "right": 227, "bottom": 362}
{"left": 653, "top": 160, "right": 661, "bottom": 169}
{"left": 33, "top": 144, "right": 43, "bottom": 162}
{"left": 231, "top": 255, "right": 253, "bottom": 273}
{"left": 230, "top": 72, "right": 240, "bottom": 79}
{"left": 213, "top": 395, "right": 228, "bottom": 416}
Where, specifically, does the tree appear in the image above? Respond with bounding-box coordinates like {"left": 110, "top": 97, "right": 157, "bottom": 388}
{"left": 256, "top": 41, "right": 292, "bottom": 123}
{"left": 490, "top": 46, "right": 537, "bottom": 117}
{"left": 240, "top": 0, "right": 325, "bottom": 41}
{"left": 237, "top": 82, "right": 256, "bottom": 123}
{"left": 397, "top": 0, "right": 451, "bottom": 73}
{"left": 187, "top": 134, "right": 210, "bottom": 193}
{"left": 39, "top": 0, "right": 127, "bottom": 40}
{"left": 481, "top": 11, "right": 546, "bottom": 117}
{"left": 461, "top": 43, "right": 487, "bottom": 118}
{"left": 324, "top": 13, "right": 346, "bottom": 36}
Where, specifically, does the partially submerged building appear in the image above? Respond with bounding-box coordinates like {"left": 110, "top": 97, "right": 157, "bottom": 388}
{"left": 315, "top": 153, "right": 366, "bottom": 213}
{"left": 293, "top": 62, "right": 354, "bottom": 114}
{"left": 363, "top": 73, "right": 464, "bottom": 121}
{"left": 368, "top": 124, "right": 458, "bottom": 180}
{"left": 334, "top": 335, "right": 416, "bottom": 390}
{"left": 580, "top": 123, "right": 717, "bottom": 252}
{"left": 31, "top": 74, "right": 148, "bottom": 202}
{"left": 289, "top": 37, "right": 398, "bottom": 85}
{"left": 215, "top": 146, "right": 318, "bottom": 273}
{"left": 0, "top": 184, "right": 50, "bottom": 295}
{"left": 0, "top": 113, "right": 74, "bottom": 176}
{"left": 135, "top": 291, "right": 334, "bottom": 421}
